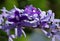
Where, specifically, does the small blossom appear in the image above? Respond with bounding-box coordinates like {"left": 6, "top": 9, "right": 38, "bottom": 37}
{"left": 1, "top": 7, "right": 9, "bottom": 18}
{"left": 24, "top": 5, "right": 41, "bottom": 15}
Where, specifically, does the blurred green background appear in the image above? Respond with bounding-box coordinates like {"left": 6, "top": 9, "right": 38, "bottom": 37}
{"left": 0, "top": 0, "right": 60, "bottom": 41}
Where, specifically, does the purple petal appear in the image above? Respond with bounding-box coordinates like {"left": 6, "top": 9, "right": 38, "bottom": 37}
{"left": 15, "top": 27, "right": 22, "bottom": 37}
{"left": 55, "top": 35, "right": 60, "bottom": 40}
{"left": 14, "top": 10, "right": 20, "bottom": 17}
{"left": 17, "top": 28, "right": 22, "bottom": 37}
{"left": 21, "top": 29, "right": 26, "bottom": 38}
{"left": 2, "top": 24, "right": 16, "bottom": 30}
{"left": 5, "top": 29, "right": 10, "bottom": 35}
{"left": 52, "top": 35, "right": 55, "bottom": 41}
{"left": 8, "top": 15, "right": 28, "bottom": 23}
{"left": 20, "top": 20, "right": 38, "bottom": 27}
{"left": 50, "top": 24, "right": 56, "bottom": 29}
{"left": 24, "top": 5, "right": 41, "bottom": 15}
{"left": 8, "top": 36, "right": 13, "bottom": 41}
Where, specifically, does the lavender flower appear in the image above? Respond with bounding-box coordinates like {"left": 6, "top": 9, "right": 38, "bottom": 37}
{"left": 6, "top": 7, "right": 28, "bottom": 38}
{"left": 23, "top": 5, "right": 41, "bottom": 21}
{"left": 0, "top": 6, "right": 27, "bottom": 41}
{"left": 24, "top": 5, "right": 41, "bottom": 15}
{"left": 0, "top": 5, "right": 60, "bottom": 41}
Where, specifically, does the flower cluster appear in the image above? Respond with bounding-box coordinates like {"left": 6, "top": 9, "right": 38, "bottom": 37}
{"left": 0, "top": 5, "right": 60, "bottom": 41}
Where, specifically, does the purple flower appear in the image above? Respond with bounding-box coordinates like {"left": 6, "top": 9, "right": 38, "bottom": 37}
{"left": 40, "top": 21, "right": 49, "bottom": 28}
{"left": 8, "top": 11, "right": 28, "bottom": 23}
{"left": 1, "top": 7, "right": 9, "bottom": 18}
{"left": 22, "top": 5, "right": 41, "bottom": 27}
{"left": 0, "top": 5, "right": 60, "bottom": 41}
{"left": 24, "top": 5, "right": 41, "bottom": 15}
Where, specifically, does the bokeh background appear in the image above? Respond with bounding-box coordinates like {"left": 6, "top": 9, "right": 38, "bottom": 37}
{"left": 0, "top": 0, "right": 60, "bottom": 41}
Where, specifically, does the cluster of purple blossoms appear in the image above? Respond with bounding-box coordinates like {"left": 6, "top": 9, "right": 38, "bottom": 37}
{"left": 0, "top": 5, "right": 60, "bottom": 41}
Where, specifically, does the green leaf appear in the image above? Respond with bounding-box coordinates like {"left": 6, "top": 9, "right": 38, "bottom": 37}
{"left": 4, "top": 0, "right": 18, "bottom": 10}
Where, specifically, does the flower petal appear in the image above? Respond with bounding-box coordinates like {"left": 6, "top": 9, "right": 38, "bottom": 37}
{"left": 15, "top": 27, "right": 22, "bottom": 37}
{"left": 52, "top": 35, "right": 55, "bottom": 41}
{"left": 21, "top": 29, "right": 26, "bottom": 38}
